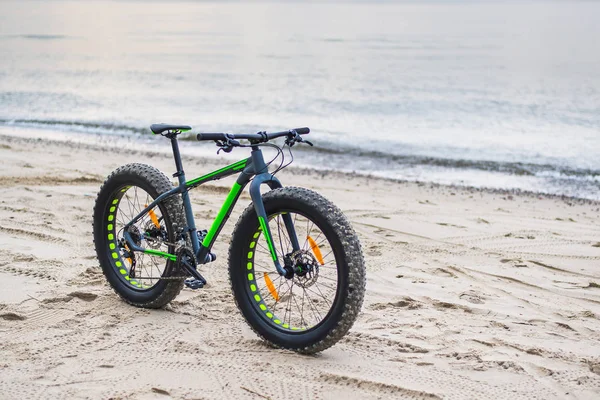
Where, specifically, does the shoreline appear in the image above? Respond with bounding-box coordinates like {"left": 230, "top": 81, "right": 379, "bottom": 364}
{"left": 1, "top": 128, "right": 599, "bottom": 206}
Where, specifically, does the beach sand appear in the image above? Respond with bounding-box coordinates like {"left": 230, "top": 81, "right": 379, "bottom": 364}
{"left": 1, "top": 131, "right": 599, "bottom": 399}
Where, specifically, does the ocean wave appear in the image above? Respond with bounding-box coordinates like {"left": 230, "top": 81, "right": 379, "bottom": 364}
{"left": 294, "top": 142, "right": 600, "bottom": 179}
{"left": 2, "top": 118, "right": 598, "bottom": 190}
{"left": 0, "top": 119, "right": 148, "bottom": 136}
{"left": 7, "top": 34, "right": 71, "bottom": 40}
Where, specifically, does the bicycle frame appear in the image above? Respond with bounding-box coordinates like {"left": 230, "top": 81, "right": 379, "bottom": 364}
{"left": 122, "top": 135, "right": 301, "bottom": 277}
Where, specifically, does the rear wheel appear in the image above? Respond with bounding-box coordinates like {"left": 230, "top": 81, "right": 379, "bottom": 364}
{"left": 93, "top": 163, "right": 185, "bottom": 308}
{"left": 229, "top": 187, "right": 366, "bottom": 353}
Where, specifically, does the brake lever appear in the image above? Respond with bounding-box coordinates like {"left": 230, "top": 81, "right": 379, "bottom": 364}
{"left": 285, "top": 133, "right": 313, "bottom": 148}
{"left": 215, "top": 138, "right": 240, "bottom": 154}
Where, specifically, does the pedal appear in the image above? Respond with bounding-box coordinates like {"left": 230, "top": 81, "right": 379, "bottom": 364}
{"left": 184, "top": 278, "right": 205, "bottom": 290}
{"left": 177, "top": 247, "right": 207, "bottom": 288}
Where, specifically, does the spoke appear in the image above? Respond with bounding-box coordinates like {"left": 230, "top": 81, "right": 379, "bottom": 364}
{"left": 116, "top": 214, "right": 128, "bottom": 226}
{"left": 119, "top": 193, "right": 131, "bottom": 219}
{"left": 275, "top": 215, "right": 286, "bottom": 257}
{"left": 142, "top": 261, "right": 152, "bottom": 281}
{"left": 150, "top": 256, "right": 164, "bottom": 279}
{"left": 300, "top": 285, "right": 307, "bottom": 328}
{"left": 255, "top": 241, "right": 272, "bottom": 255}
{"left": 290, "top": 281, "right": 308, "bottom": 328}
{"left": 305, "top": 280, "right": 337, "bottom": 291}
{"left": 285, "top": 279, "right": 295, "bottom": 326}
{"left": 275, "top": 214, "right": 292, "bottom": 253}
{"left": 256, "top": 240, "right": 285, "bottom": 260}
{"left": 126, "top": 191, "right": 135, "bottom": 219}
{"left": 319, "top": 249, "right": 334, "bottom": 263}
{"left": 133, "top": 187, "right": 142, "bottom": 217}
{"left": 252, "top": 268, "right": 280, "bottom": 275}
{"left": 302, "top": 217, "right": 310, "bottom": 250}
{"left": 272, "top": 278, "right": 292, "bottom": 315}
{"left": 256, "top": 273, "right": 284, "bottom": 294}
{"left": 311, "top": 231, "right": 324, "bottom": 248}
{"left": 312, "top": 274, "right": 338, "bottom": 284}
{"left": 135, "top": 252, "right": 146, "bottom": 279}
{"left": 254, "top": 261, "right": 280, "bottom": 271}
{"left": 302, "top": 286, "right": 323, "bottom": 324}
{"left": 307, "top": 284, "right": 333, "bottom": 308}
{"left": 306, "top": 220, "right": 316, "bottom": 244}
{"left": 282, "top": 280, "right": 291, "bottom": 326}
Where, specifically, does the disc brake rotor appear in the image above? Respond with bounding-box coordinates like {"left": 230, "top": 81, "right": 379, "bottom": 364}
{"left": 144, "top": 220, "right": 166, "bottom": 249}
{"left": 290, "top": 250, "right": 320, "bottom": 288}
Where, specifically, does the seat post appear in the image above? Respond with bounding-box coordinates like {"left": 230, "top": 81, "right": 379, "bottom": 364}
{"left": 169, "top": 135, "right": 185, "bottom": 184}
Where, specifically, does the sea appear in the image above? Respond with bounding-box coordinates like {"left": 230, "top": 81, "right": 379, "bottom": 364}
{"left": 1, "top": 0, "right": 599, "bottom": 199}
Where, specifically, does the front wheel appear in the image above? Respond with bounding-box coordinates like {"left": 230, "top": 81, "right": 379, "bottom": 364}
{"left": 229, "top": 187, "right": 366, "bottom": 353}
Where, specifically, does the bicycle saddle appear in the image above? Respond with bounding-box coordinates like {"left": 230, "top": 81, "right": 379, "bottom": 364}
{"left": 150, "top": 124, "right": 192, "bottom": 135}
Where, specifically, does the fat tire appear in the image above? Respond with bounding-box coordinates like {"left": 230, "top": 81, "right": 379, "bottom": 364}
{"left": 93, "top": 163, "right": 185, "bottom": 308}
{"left": 229, "top": 187, "right": 366, "bottom": 353}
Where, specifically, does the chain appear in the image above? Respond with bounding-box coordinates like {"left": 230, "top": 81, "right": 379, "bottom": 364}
{"left": 158, "top": 276, "right": 188, "bottom": 281}
{"left": 135, "top": 239, "right": 191, "bottom": 280}
{"left": 133, "top": 230, "right": 196, "bottom": 281}
{"left": 145, "top": 237, "right": 180, "bottom": 248}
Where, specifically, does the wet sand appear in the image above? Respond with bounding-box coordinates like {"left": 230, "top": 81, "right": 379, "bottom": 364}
{"left": 1, "top": 132, "right": 599, "bottom": 399}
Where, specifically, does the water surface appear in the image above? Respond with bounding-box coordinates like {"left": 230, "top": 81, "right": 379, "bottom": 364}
{"left": 1, "top": 0, "right": 599, "bottom": 198}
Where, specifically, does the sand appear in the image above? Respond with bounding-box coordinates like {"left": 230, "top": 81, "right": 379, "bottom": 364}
{"left": 1, "top": 129, "right": 599, "bottom": 400}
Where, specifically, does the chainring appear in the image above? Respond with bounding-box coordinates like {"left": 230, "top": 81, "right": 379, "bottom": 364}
{"left": 176, "top": 247, "right": 196, "bottom": 275}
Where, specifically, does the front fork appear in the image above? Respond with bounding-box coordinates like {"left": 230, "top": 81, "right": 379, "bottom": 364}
{"left": 248, "top": 174, "right": 301, "bottom": 276}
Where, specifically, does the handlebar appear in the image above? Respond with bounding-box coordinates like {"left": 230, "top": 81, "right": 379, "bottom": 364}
{"left": 197, "top": 127, "right": 310, "bottom": 143}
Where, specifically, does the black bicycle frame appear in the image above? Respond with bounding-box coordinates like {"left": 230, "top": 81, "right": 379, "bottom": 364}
{"left": 122, "top": 135, "right": 301, "bottom": 277}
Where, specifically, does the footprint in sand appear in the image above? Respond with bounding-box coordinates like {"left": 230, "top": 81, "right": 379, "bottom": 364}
{"left": 586, "top": 282, "right": 600, "bottom": 289}
{"left": 371, "top": 297, "right": 423, "bottom": 311}
{"left": 459, "top": 290, "right": 485, "bottom": 304}
{"left": 433, "top": 268, "right": 457, "bottom": 278}
{"left": 436, "top": 222, "right": 467, "bottom": 229}
{"left": 504, "top": 232, "right": 535, "bottom": 239}
{"left": 151, "top": 388, "right": 170, "bottom": 396}
{"left": 367, "top": 244, "right": 382, "bottom": 256}
{"left": 499, "top": 258, "right": 528, "bottom": 268}
{"left": 42, "top": 296, "right": 73, "bottom": 304}
{"left": 588, "top": 362, "right": 600, "bottom": 375}
{"left": 0, "top": 312, "right": 26, "bottom": 321}
{"left": 432, "top": 300, "right": 473, "bottom": 313}
{"left": 67, "top": 292, "right": 98, "bottom": 301}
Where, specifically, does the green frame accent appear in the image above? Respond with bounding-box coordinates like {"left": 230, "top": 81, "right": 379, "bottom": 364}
{"left": 186, "top": 159, "right": 247, "bottom": 187}
{"left": 202, "top": 182, "right": 243, "bottom": 247}
{"left": 258, "top": 216, "right": 278, "bottom": 261}
{"left": 144, "top": 249, "right": 177, "bottom": 261}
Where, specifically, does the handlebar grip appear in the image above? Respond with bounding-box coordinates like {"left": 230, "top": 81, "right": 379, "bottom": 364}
{"left": 197, "top": 133, "right": 226, "bottom": 141}
{"left": 292, "top": 127, "right": 310, "bottom": 135}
